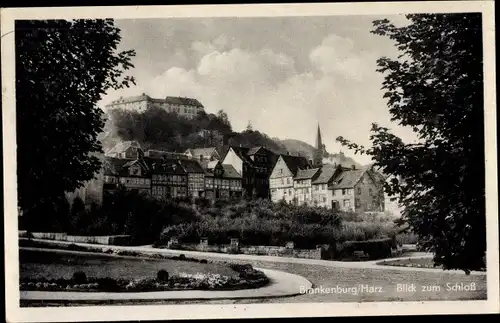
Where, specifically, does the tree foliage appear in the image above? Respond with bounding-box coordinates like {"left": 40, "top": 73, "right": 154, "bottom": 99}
{"left": 337, "top": 14, "right": 485, "bottom": 273}
{"left": 16, "top": 19, "right": 136, "bottom": 215}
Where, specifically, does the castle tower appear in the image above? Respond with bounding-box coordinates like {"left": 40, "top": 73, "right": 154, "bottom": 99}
{"left": 313, "top": 123, "right": 325, "bottom": 167}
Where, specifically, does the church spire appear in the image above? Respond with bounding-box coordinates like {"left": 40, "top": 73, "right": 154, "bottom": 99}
{"left": 313, "top": 122, "right": 324, "bottom": 168}
{"left": 315, "top": 123, "right": 323, "bottom": 150}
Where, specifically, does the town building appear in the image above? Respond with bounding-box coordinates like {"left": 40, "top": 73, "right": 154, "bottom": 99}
{"left": 105, "top": 93, "right": 205, "bottom": 119}
{"left": 204, "top": 161, "right": 243, "bottom": 199}
{"left": 145, "top": 157, "right": 188, "bottom": 200}
{"left": 269, "top": 154, "right": 311, "bottom": 203}
{"left": 293, "top": 168, "right": 321, "bottom": 205}
{"left": 222, "top": 145, "right": 277, "bottom": 198}
{"left": 184, "top": 147, "right": 220, "bottom": 162}
{"left": 328, "top": 167, "right": 385, "bottom": 212}
{"left": 105, "top": 141, "right": 142, "bottom": 159}
{"left": 178, "top": 158, "right": 206, "bottom": 198}
{"left": 102, "top": 154, "right": 152, "bottom": 196}
{"left": 311, "top": 164, "right": 340, "bottom": 208}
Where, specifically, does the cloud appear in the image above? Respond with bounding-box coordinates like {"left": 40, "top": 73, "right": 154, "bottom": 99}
{"left": 102, "top": 31, "right": 416, "bottom": 165}
{"left": 309, "top": 34, "right": 377, "bottom": 82}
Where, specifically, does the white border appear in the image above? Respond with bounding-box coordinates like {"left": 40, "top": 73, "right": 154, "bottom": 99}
{"left": 2, "top": 2, "right": 498, "bottom": 322}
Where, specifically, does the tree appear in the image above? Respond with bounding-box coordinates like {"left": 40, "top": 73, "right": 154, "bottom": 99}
{"left": 336, "top": 14, "right": 484, "bottom": 273}
{"left": 16, "top": 19, "right": 136, "bottom": 216}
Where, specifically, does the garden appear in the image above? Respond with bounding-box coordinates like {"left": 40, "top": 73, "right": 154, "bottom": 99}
{"left": 20, "top": 188, "right": 420, "bottom": 261}
{"left": 19, "top": 240, "right": 269, "bottom": 293}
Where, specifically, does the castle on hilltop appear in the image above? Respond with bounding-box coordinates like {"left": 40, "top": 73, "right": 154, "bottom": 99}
{"left": 105, "top": 93, "right": 205, "bottom": 119}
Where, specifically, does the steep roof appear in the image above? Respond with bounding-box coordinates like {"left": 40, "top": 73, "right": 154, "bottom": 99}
{"left": 228, "top": 146, "right": 254, "bottom": 165}
{"left": 165, "top": 96, "right": 204, "bottom": 107}
{"left": 205, "top": 164, "right": 242, "bottom": 179}
{"left": 102, "top": 157, "right": 129, "bottom": 176}
{"left": 105, "top": 141, "right": 141, "bottom": 156}
{"left": 281, "top": 154, "right": 311, "bottom": 176}
{"left": 186, "top": 147, "right": 219, "bottom": 158}
{"left": 330, "top": 169, "right": 365, "bottom": 189}
{"left": 247, "top": 146, "right": 263, "bottom": 155}
{"left": 312, "top": 164, "right": 338, "bottom": 184}
{"left": 178, "top": 158, "right": 205, "bottom": 173}
{"left": 144, "top": 157, "right": 187, "bottom": 175}
{"left": 295, "top": 168, "right": 321, "bottom": 180}
{"left": 221, "top": 164, "right": 242, "bottom": 178}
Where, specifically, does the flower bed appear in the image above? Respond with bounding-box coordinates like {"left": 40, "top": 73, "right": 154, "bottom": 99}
{"left": 19, "top": 239, "right": 270, "bottom": 292}
{"left": 20, "top": 264, "right": 269, "bottom": 292}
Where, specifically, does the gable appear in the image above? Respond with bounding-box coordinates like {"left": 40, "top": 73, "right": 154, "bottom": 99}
{"left": 270, "top": 156, "right": 293, "bottom": 179}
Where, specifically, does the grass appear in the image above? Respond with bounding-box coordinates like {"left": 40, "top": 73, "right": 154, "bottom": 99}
{"left": 19, "top": 248, "right": 236, "bottom": 281}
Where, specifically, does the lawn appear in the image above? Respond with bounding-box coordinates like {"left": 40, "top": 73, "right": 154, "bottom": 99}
{"left": 19, "top": 248, "right": 236, "bottom": 281}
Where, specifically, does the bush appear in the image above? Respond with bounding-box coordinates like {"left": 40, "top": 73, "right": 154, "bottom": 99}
{"left": 337, "top": 238, "right": 393, "bottom": 260}
{"left": 157, "top": 270, "right": 169, "bottom": 282}
{"left": 72, "top": 271, "right": 87, "bottom": 284}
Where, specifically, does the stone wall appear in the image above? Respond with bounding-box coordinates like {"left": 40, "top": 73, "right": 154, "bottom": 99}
{"left": 20, "top": 231, "right": 131, "bottom": 246}
{"left": 167, "top": 238, "right": 322, "bottom": 260}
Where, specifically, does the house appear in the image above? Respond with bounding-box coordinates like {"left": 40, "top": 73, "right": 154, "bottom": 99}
{"left": 328, "top": 168, "right": 385, "bottom": 212}
{"left": 105, "top": 141, "right": 142, "bottom": 159}
{"left": 204, "top": 161, "right": 243, "bottom": 200}
{"left": 269, "top": 154, "right": 311, "bottom": 203}
{"left": 178, "top": 158, "right": 206, "bottom": 198}
{"left": 222, "top": 145, "right": 277, "bottom": 198}
{"left": 311, "top": 164, "right": 342, "bottom": 208}
{"left": 293, "top": 168, "right": 321, "bottom": 205}
{"left": 184, "top": 147, "right": 220, "bottom": 163}
{"left": 145, "top": 157, "right": 188, "bottom": 200}
{"left": 103, "top": 154, "right": 151, "bottom": 196}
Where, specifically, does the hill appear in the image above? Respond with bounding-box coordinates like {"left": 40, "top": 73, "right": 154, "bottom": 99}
{"left": 101, "top": 107, "right": 362, "bottom": 168}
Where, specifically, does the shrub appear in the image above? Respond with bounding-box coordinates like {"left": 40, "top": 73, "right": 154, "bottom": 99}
{"left": 337, "top": 238, "right": 393, "bottom": 260}
{"left": 157, "top": 270, "right": 169, "bottom": 282}
{"left": 72, "top": 271, "right": 87, "bottom": 284}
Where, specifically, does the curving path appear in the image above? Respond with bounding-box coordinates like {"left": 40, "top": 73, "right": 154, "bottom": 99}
{"left": 20, "top": 239, "right": 488, "bottom": 305}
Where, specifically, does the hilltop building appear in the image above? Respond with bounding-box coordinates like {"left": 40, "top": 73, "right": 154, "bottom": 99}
{"left": 105, "top": 93, "right": 205, "bottom": 119}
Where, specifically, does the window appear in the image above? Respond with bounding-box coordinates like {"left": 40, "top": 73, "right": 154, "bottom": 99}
{"left": 369, "top": 188, "right": 373, "bottom": 195}
{"left": 288, "top": 189, "right": 292, "bottom": 195}
{"left": 322, "top": 197, "right": 327, "bottom": 203}
{"left": 342, "top": 189, "right": 346, "bottom": 195}
{"left": 357, "top": 187, "right": 361, "bottom": 194}
{"left": 315, "top": 185, "right": 319, "bottom": 191}
{"left": 344, "top": 199, "right": 351, "bottom": 207}
{"left": 287, "top": 178, "right": 290, "bottom": 185}
{"left": 279, "top": 169, "right": 282, "bottom": 174}
{"left": 284, "top": 190, "right": 287, "bottom": 195}
{"left": 281, "top": 178, "right": 284, "bottom": 185}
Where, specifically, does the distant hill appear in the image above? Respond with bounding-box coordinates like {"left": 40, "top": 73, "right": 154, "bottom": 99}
{"left": 274, "top": 138, "right": 317, "bottom": 158}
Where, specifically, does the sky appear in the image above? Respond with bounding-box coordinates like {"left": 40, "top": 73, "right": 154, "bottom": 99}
{"left": 101, "top": 15, "right": 418, "bottom": 165}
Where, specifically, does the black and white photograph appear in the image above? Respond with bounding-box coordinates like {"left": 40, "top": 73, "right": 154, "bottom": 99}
{"left": 2, "top": 1, "right": 498, "bottom": 322}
